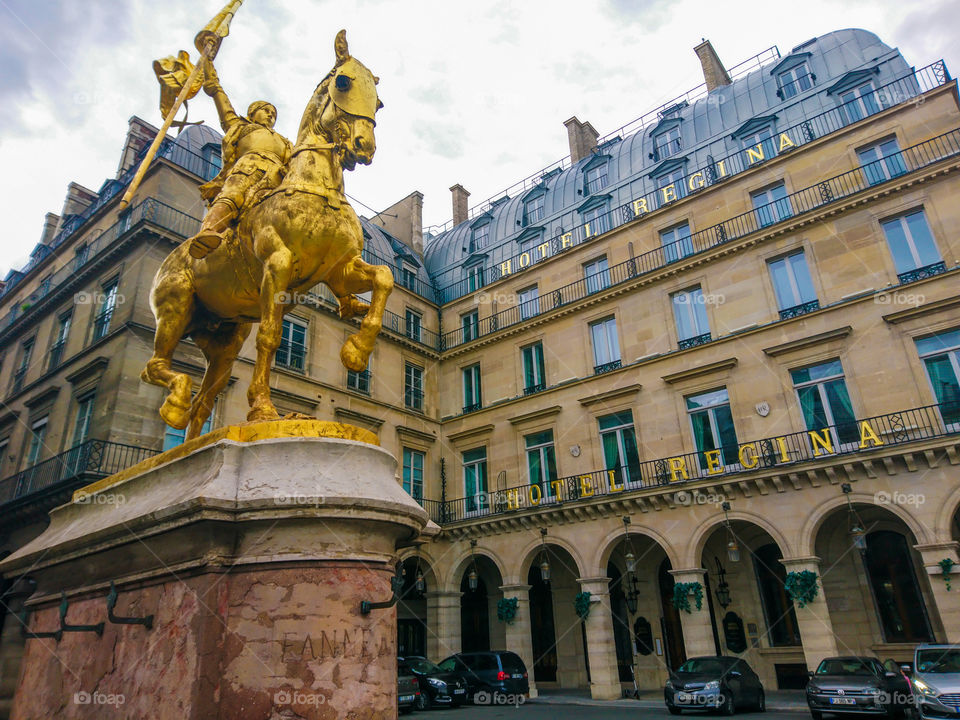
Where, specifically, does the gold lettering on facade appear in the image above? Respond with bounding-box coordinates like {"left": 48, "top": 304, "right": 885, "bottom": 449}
{"left": 809, "top": 429, "right": 834, "bottom": 456}
{"left": 632, "top": 198, "right": 649, "bottom": 217}
{"left": 506, "top": 488, "right": 520, "bottom": 510}
{"left": 579, "top": 475, "right": 595, "bottom": 497}
{"left": 778, "top": 133, "right": 796, "bottom": 152}
{"left": 537, "top": 241, "right": 550, "bottom": 259}
{"left": 518, "top": 252, "right": 531, "bottom": 268}
{"left": 687, "top": 172, "right": 705, "bottom": 191}
{"left": 661, "top": 185, "right": 677, "bottom": 204}
{"left": 668, "top": 456, "right": 688, "bottom": 481}
{"left": 746, "top": 144, "right": 765, "bottom": 164}
{"left": 738, "top": 443, "right": 759, "bottom": 469}
{"left": 499, "top": 259, "right": 512, "bottom": 277}
{"left": 608, "top": 469, "right": 624, "bottom": 492}
{"left": 716, "top": 159, "right": 727, "bottom": 178}
{"left": 859, "top": 421, "right": 884, "bottom": 448}
{"left": 550, "top": 479, "right": 564, "bottom": 496}
{"left": 560, "top": 233, "right": 573, "bottom": 248}
{"left": 775, "top": 436, "right": 790, "bottom": 463}
{"left": 704, "top": 449, "right": 723, "bottom": 474}
{"left": 529, "top": 484, "right": 542, "bottom": 505}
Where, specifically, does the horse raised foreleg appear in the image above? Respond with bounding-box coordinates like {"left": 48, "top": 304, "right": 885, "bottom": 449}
{"left": 248, "top": 227, "right": 292, "bottom": 422}
{"left": 141, "top": 270, "right": 196, "bottom": 430}
{"left": 187, "top": 322, "right": 251, "bottom": 439}
{"left": 333, "top": 257, "right": 394, "bottom": 372}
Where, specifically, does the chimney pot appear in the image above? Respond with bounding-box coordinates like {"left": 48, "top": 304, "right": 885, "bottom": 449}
{"left": 694, "top": 39, "right": 732, "bottom": 92}
{"left": 450, "top": 183, "right": 470, "bottom": 226}
{"left": 564, "top": 116, "right": 599, "bottom": 163}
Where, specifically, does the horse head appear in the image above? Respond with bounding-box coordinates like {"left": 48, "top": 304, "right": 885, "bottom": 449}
{"left": 300, "top": 30, "right": 383, "bottom": 171}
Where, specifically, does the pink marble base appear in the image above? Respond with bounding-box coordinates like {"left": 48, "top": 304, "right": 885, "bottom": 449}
{"left": 13, "top": 563, "right": 397, "bottom": 720}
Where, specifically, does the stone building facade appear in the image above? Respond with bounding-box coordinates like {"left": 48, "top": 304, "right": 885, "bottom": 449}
{"left": 1, "top": 27, "right": 959, "bottom": 711}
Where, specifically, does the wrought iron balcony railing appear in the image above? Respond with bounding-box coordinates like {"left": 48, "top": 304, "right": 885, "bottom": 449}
{"left": 678, "top": 332, "right": 712, "bottom": 350}
{"left": 432, "top": 61, "right": 951, "bottom": 302}
{"left": 425, "top": 402, "right": 960, "bottom": 525}
{"left": 0, "top": 439, "right": 158, "bottom": 507}
{"left": 463, "top": 401, "right": 482, "bottom": 414}
{"left": 438, "top": 125, "right": 960, "bottom": 349}
{"left": 897, "top": 261, "right": 947, "bottom": 285}
{"left": 48, "top": 340, "right": 66, "bottom": 370}
{"left": 779, "top": 300, "right": 821, "bottom": 320}
{"left": 594, "top": 359, "right": 623, "bottom": 375}
{"left": 523, "top": 382, "right": 547, "bottom": 396}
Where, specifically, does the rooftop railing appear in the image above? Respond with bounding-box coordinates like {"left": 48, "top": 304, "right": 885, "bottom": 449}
{"left": 0, "top": 198, "right": 201, "bottom": 343}
{"left": 425, "top": 402, "right": 960, "bottom": 525}
{"left": 433, "top": 60, "right": 951, "bottom": 302}
{"left": 423, "top": 46, "right": 781, "bottom": 235}
{"left": 0, "top": 439, "right": 158, "bottom": 507}
{"left": 438, "top": 125, "right": 960, "bottom": 350}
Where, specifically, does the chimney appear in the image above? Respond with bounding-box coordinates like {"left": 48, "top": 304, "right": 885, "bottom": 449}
{"left": 564, "top": 117, "right": 599, "bottom": 163}
{"left": 40, "top": 213, "right": 60, "bottom": 245}
{"left": 371, "top": 191, "right": 424, "bottom": 256}
{"left": 60, "top": 182, "right": 98, "bottom": 218}
{"left": 450, "top": 184, "right": 470, "bottom": 226}
{"left": 117, "top": 116, "right": 159, "bottom": 178}
{"left": 694, "top": 39, "right": 732, "bottom": 92}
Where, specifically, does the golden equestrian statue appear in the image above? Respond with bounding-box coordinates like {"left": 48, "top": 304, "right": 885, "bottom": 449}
{"left": 130, "top": 4, "right": 390, "bottom": 439}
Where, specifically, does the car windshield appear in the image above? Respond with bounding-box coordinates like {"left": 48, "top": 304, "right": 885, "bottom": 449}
{"left": 917, "top": 649, "right": 960, "bottom": 673}
{"left": 403, "top": 658, "right": 442, "bottom": 674}
{"left": 678, "top": 659, "right": 727, "bottom": 675}
{"left": 816, "top": 659, "right": 876, "bottom": 676}
{"left": 500, "top": 654, "right": 525, "bottom": 673}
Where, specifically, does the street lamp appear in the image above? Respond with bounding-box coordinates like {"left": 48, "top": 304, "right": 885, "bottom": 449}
{"left": 622, "top": 516, "right": 641, "bottom": 614}
{"left": 415, "top": 548, "right": 426, "bottom": 595}
{"left": 842, "top": 483, "right": 867, "bottom": 552}
{"left": 539, "top": 528, "right": 551, "bottom": 582}
{"left": 721, "top": 501, "right": 740, "bottom": 562}
{"left": 468, "top": 539, "right": 479, "bottom": 591}
{"left": 713, "top": 556, "right": 732, "bottom": 609}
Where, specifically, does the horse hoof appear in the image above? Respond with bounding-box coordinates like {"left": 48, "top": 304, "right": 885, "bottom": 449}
{"left": 340, "top": 336, "right": 368, "bottom": 372}
{"left": 160, "top": 397, "right": 191, "bottom": 430}
{"left": 247, "top": 407, "right": 281, "bottom": 422}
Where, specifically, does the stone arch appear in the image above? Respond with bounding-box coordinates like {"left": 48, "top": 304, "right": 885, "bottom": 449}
{"left": 797, "top": 491, "right": 933, "bottom": 557}
{"left": 396, "top": 548, "right": 442, "bottom": 590}
{"left": 935, "top": 485, "right": 960, "bottom": 543}
{"left": 685, "top": 509, "right": 794, "bottom": 568}
{"left": 515, "top": 532, "right": 588, "bottom": 584}
{"left": 593, "top": 524, "right": 681, "bottom": 574}
{"left": 445, "top": 546, "right": 508, "bottom": 594}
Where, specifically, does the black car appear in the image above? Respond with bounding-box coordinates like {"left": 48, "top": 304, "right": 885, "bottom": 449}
{"left": 438, "top": 651, "right": 529, "bottom": 702}
{"left": 806, "top": 656, "right": 912, "bottom": 719}
{"left": 399, "top": 655, "right": 468, "bottom": 709}
{"left": 664, "top": 656, "right": 766, "bottom": 715}
{"left": 397, "top": 664, "right": 419, "bottom": 715}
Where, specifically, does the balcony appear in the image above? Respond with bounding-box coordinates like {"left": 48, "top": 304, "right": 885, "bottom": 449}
{"left": 48, "top": 340, "right": 66, "bottom": 370}
{"left": 898, "top": 261, "right": 947, "bottom": 284}
{"left": 405, "top": 389, "right": 424, "bottom": 411}
{"left": 10, "top": 367, "right": 27, "bottom": 395}
{"left": 523, "top": 382, "right": 546, "bottom": 396}
{"left": 594, "top": 359, "right": 622, "bottom": 375}
{"left": 425, "top": 402, "right": 959, "bottom": 525}
{"left": 437, "top": 124, "right": 960, "bottom": 351}
{"left": 91, "top": 309, "right": 113, "bottom": 341}
{"left": 275, "top": 342, "right": 306, "bottom": 373}
{"left": 0, "top": 439, "right": 158, "bottom": 513}
{"left": 463, "top": 401, "right": 482, "bottom": 414}
{"left": 779, "top": 300, "right": 821, "bottom": 320}
{"left": 678, "top": 332, "right": 712, "bottom": 350}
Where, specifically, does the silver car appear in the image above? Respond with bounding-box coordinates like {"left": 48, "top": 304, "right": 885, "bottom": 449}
{"left": 910, "top": 644, "right": 960, "bottom": 720}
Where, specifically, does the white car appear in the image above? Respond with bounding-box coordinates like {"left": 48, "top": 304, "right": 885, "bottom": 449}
{"left": 909, "top": 644, "right": 960, "bottom": 720}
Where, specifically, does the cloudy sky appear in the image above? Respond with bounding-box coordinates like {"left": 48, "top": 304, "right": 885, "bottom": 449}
{"left": 0, "top": 0, "right": 956, "bottom": 275}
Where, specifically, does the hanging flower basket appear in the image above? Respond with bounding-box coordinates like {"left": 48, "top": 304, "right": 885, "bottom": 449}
{"left": 671, "top": 582, "right": 704, "bottom": 614}
{"left": 785, "top": 570, "right": 819, "bottom": 608}
{"left": 497, "top": 597, "right": 519, "bottom": 624}
{"left": 574, "top": 591, "right": 592, "bottom": 620}
{"left": 939, "top": 558, "right": 955, "bottom": 591}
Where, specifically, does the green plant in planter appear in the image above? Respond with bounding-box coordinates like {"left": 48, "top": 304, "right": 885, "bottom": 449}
{"left": 574, "top": 591, "right": 592, "bottom": 620}
{"left": 671, "top": 582, "right": 704, "bottom": 614}
{"left": 497, "top": 597, "right": 519, "bottom": 624}
{"left": 939, "top": 558, "right": 955, "bottom": 591}
{"left": 785, "top": 570, "right": 819, "bottom": 608}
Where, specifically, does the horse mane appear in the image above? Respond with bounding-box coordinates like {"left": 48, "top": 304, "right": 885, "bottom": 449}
{"left": 296, "top": 71, "right": 337, "bottom": 145}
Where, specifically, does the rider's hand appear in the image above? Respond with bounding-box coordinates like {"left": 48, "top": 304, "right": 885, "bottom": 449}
{"left": 202, "top": 58, "right": 220, "bottom": 96}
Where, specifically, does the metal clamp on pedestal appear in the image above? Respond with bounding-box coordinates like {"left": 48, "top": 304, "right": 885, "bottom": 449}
{"left": 360, "top": 567, "right": 404, "bottom": 615}
{"left": 107, "top": 582, "right": 154, "bottom": 629}
{"left": 59, "top": 592, "right": 104, "bottom": 636}
{"left": 18, "top": 608, "right": 62, "bottom": 642}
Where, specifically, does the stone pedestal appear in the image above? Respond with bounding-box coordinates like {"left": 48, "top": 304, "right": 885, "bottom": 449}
{"left": 499, "top": 583, "right": 538, "bottom": 699}
{"left": 578, "top": 577, "right": 621, "bottom": 701}
{"left": 0, "top": 427, "right": 429, "bottom": 720}
{"left": 781, "top": 557, "right": 839, "bottom": 671}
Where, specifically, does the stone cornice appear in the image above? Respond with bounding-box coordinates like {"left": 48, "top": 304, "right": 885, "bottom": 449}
{"left": 24, "top": 385, "right": 60, "bottom": 410}
{"left": 64, "top": 356, "right": 110, "bottom": 385}
{"left": 662, "top": 358, "right": 738, "bottom": 385}
{"left": 396, "top": 425, "right": 437, "bottom": 444}
{"left": 577, "top": 384, "right": 642, "bottom": 408}
{"left": 762, "top": 326, "right": 852, "bottom": 357}
{"left": 447, "top": 424, "right": 495, "bottom": 444}
{"left": 334, "top": 407, "right": 385, "bottom": 429}
{"left": 508, "top": 405, "right": 563, "bottom": 426}
{"left": 882, "top": 294, "right": 960, "bottom": 324}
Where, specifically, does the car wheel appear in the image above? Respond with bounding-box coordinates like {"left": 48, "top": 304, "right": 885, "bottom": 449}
{"left": 668, "top": 705, "right": 682, "bottom": 715}
{"left": 415, "top": 691, "right": 430, "bottom": 711}
{"left": 810, "top": 711, "right": 823, "bottom": 720}
{"left": 722, "top": 692, "right": 736, "bottom": 716}
{"left": 754, "top": 689, "right": 765, "bottom": 713}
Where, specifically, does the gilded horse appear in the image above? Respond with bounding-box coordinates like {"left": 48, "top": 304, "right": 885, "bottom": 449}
{"left": 141, "top": 31, "right": 391, "bottom": 439}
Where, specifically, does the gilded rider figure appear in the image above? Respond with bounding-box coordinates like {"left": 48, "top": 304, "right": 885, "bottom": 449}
{"left": 188, "top": 58, "right": 292, "bottom": 259}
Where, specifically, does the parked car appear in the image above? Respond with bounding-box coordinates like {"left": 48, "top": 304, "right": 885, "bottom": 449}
{"left": 399, "top": 655, "right": 468, "bottom": 709}
{"left": 908, "top": 643, "right": 960, "bottom": 720}
{"left": 438, "top": 651, "right": 529, "bottom": 702}
{"left": 663, "top": 655, "right": 765, "bottom": 715}
{"left": 806, "top": 656, "right": 912, "bottom": 719}
{"left": 397, "top": 665, "right": 419, "bottom": 715}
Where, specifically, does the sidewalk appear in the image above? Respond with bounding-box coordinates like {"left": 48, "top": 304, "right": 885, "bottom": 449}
{"left": 532, "top": 688, "right": 809, "bottom": 711}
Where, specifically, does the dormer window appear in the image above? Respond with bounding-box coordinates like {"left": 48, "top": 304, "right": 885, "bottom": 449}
{"left": 524, "top": 194, "right": 545, "bottom": 226}
{"left": 741, "top": 126, "right": 776, "bottom": 165}
{"left": 778, "top": 61, "right": 814, "bottom": 99}
{"left": 654, "top": 125, "right": 682, "bottom": 160}
{"left": 470, "top": 223, "right": 490, "bottom": 253}
{"left": 585, "top": 163, "right": 608, "bottom": 194}
{"left": 838, "top": 82, "right": 881, "bottom": 123}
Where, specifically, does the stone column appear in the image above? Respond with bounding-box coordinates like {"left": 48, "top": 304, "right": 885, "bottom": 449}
{"left": 577, "top": 576, "right": 621, "bottom": 700}
{"left": 781, "top": 557, "right": 839, "bottom": 671}
{"left": 499, "top": 584, "right": 538, "bottom": 699}
{"left": 914, "top": 542, "right": 960, "bottom": 642}
{"left": 669, "top": 568, "right": 716, "bottom": 659}
{"left": 425, "top": 591, "right": 462, "bottom": 661}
